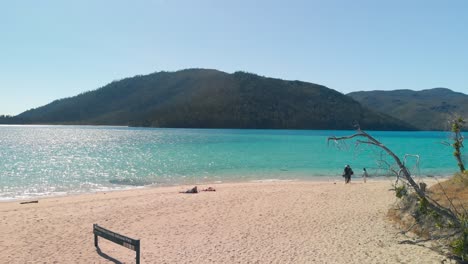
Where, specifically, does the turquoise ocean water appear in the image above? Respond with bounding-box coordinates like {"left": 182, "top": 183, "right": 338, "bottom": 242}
{"left": 0, "top": 125, "right": 465, "bottom": 200}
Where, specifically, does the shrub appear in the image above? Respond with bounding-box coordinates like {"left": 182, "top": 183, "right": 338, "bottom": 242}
{"left": 393, "top": 184, "right": 408, "bottom": 198}
{"left": 452, "top": 217, "right": 468, "bottom": 261}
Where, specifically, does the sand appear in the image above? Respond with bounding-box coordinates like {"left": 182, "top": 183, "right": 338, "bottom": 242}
{"left": 0, "top": 180, "right": 454, "bottom": 263}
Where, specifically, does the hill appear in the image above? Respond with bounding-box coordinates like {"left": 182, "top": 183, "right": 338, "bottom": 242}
{"left": 16, "top": 69, "right": 415, "bottom": 130}
{"left": 348, "top": 88, "right": 468, "bottom": 130}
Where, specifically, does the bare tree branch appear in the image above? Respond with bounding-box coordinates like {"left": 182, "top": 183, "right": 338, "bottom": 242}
{"left": 328, "top": 128, "right": 460, "bottom": 226}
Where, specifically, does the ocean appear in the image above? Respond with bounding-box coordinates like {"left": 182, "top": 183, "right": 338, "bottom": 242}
{"left": 0, "top": 125, "right": 464, "bottom": 200}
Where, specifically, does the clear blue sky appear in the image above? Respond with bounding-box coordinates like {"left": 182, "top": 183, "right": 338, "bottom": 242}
{"left": 1, "top": 0, "right": 467, "bottom": 115}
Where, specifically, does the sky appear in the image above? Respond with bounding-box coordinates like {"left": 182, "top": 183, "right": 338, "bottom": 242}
{"left": 1, "top": 0, "right": 468, "bottom": 115}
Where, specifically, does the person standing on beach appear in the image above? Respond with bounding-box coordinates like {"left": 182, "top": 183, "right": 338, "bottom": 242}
{"left": 343, "top": 165, "right": 353, "bottom": 184}
{"left": 362, "top": 168, "right": 368, "bottom": 183}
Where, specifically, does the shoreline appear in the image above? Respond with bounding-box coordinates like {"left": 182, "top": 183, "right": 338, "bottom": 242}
{"left": 0, "top": 180, "right": 453, "bottom": 263}
{"left": 1, "top": 174, "right": 450, "bottom": 203}
{"left": 0, "top": 175, "right": 412, "bottom": 203}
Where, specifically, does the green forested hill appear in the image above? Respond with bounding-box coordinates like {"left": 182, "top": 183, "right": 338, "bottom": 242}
{"left": 15, "top": 69, "right": 415, "bottom": 130}
{"left": 348, "top": 88, "right": 468, "bottom": 130}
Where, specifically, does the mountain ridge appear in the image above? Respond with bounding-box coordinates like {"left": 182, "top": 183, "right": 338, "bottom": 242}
{"left": 10, "top": 69, "right": 415, "bottom": 130}
{"left": 348, "top": 88, "right": 468, "bottom": 130}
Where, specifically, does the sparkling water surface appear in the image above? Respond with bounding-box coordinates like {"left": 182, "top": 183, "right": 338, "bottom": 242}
{"left": 0, "top": 125, "right": 465, "bottom": 200}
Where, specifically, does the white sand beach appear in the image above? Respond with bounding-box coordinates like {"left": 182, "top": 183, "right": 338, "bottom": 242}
{"left": 0, "top": 180, "right": 454, "bottom": 263}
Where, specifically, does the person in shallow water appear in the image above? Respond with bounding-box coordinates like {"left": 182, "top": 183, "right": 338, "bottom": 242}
{"left": 362, "top": 168, "right": 369, "bottom": 183}
{"left": 342, "top": 165, "right": 353, "bottom": 184}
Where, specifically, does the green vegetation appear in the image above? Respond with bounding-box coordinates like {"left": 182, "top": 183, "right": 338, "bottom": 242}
{"left": 348, "top": 88, "right": 468, "bottom": 130}
{"left": 427, "top": 173, "right": 468, "bottom": 261}
{"left": 0, "top": 115, "right": 24, "bottom": 124}
{"left": 393, "top": 183, "right": 408, "bottom": 198}
{"left": 450, "top": 117, "right": 465, "bottom": 173}
{"left": 14, "top": 69, "right": 415, "bottom": 130}
{"left": 451, "top": 216, "right": 468, "bottom": 261}
{"left": 386, "top": 117, "right": 468, "bottom": 261}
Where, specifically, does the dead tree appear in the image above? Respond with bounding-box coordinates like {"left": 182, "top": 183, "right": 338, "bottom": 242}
{"left": 328, "top": 128, "right": 459, "bottom": 226}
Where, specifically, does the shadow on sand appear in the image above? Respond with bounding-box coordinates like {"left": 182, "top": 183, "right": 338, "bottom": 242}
{"left": 96, "top": 247, "right": 123, "bottom": 264}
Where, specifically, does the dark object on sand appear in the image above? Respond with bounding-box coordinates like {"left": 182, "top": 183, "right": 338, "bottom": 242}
{"left": 180, "top": 186, "right": 198, "bottom": 193}
{"left": 93, "top": 224, "right": 140, "bottom": 264}
{"left": 20, "top": 200, "right": 38, "bottom": 204}
{"left": 202, "top": 187, "right": 216, "bottom": 192}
